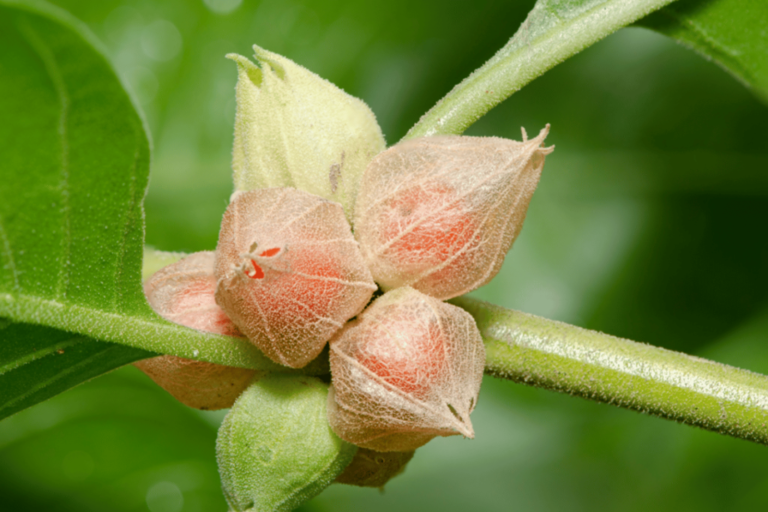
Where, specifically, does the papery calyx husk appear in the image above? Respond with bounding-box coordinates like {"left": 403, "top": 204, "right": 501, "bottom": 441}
{"left": 334, "top": 447, "right": 415, "bottom": 488}
{"left": 228, "top": 45, "right": 386, "bottom": 222}
{"left": 354, "top": 126, "right": 554, "bottom": 300}
{"left": 217, "top": 374, "right": 357, "bottom": 512}
{"left": 136, "top": 251, "right": 260, "bottom": 410}
{"left": 214, "top": 187, "right": 377, "bottom": 369}
{"left": 327, "top": 287, "right": 485, "bottom": 452}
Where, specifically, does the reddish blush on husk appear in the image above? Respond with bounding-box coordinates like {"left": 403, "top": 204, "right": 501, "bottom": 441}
{"left": 328, "top": 287, "right": 485, "bottom": 452}
{"left": 136, "top": 251, "right": 259, "bottom": 410}
{"left": 354, "top": 127, "right": 553, "bottom": 300}
{"left": 214, "top": 188, "right": 376, "bottom": 369}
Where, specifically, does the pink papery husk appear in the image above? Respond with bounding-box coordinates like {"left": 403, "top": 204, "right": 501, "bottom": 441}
{"left": 136, "top": 251, "right": 259, "bottom": 410}
{"left": 354, "top": 126, "right": 553, "bottom": 300}
{"left": 328, "top": 287, "right": 485, "bottom": 452}
{"left": 214, "top": 188, "right": 376, "bottom": 369}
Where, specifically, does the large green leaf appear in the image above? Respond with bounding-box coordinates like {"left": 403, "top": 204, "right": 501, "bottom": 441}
{"left": 638, "top": 0, "right": 768, "bottom": 103}
{"left": 0, "top": 0, "right": 275, "bottom": 420}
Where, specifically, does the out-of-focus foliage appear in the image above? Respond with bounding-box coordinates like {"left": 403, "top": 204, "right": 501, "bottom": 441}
{"left": 639, "top": 0, "right": 768, "bottom": 103}
{"left": 0, "top": 366, "right": 228, "bottom": 512}
{"left": 2, "top": 0, "right": 767, "bottom": 511}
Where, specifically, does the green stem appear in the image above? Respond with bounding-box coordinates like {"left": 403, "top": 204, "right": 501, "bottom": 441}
{"left": 403, "top": 0, "right": 678, "bottom": 140}
{"left": 452, "top": 296, "right": 768, "bottom": 445}
{"left": 143, "top": 251, "right": 768, "bottom": 444}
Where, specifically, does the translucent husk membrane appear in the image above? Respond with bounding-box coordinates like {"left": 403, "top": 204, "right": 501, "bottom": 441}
{"left": 135, "top": 251, "right": 260, "bottom": 410}
{"left": 354, "top": 127, "right": 554, "bottom": 300}
{"left": 214, "top": 188, "right": 377, "bottom": 369}
{"left": 328, "top": 287, "right": 485, "bottom": 452}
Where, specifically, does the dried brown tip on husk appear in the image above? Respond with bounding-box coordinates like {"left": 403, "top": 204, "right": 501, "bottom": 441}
{"left": 214, "top": 188, "right": 377, "bottom": 369}
{"left": 328, "top": 287, "right": 485, "bottom": 452}
{"left": 354, "top": 126, "right": 553, "bottom": 300}
{"left": 335, "top": 447, "right": 415, "bottom": 488}
{"left": 137, "top": 251, "right": 260, "bottom": 410}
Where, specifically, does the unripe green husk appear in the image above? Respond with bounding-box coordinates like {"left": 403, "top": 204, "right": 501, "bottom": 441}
{"left": 228, "top": 45, "right": 386, "bottom": 222}
{"left": 217, "top": 374, "right": 357, "bottom": 512}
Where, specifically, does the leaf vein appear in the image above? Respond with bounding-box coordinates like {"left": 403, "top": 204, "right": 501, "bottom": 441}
{"left": 0, "top": 344, "right": 114, "bottom": 415}
{"left": 0, "top": 219, "right": 19, "bottom": 291}
{"left": 113, "top": 142, "right": 141, "bottom": 310}
{"left": 0, "top": 336, "right": 86, "bottom": 375}
{"left": 18, "top": 20, "right": 71, "bottom": 301}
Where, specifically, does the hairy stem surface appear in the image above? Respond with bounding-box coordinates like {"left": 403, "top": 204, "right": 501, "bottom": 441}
{"left": 453, "top": 296, "right": 768, "bottom": 445}
{"left": 139, "top": 253, "right": 768, "bottom": 446}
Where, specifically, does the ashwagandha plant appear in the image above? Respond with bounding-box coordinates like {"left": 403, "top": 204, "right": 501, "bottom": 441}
{"left": 1, "top": 0, "right": 767, "bottom": 510}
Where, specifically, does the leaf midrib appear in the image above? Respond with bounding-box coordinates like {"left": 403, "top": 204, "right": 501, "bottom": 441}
{"left": 0, "top": 292, "right": 279, "bottom": 371}
{"left": 652, "top": 5, "right": 756, "bottom": 89}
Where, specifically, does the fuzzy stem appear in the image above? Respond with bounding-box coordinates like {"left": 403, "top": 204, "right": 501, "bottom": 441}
{"left": 142, "top": 252, "right": 768, "bottom": 445}
{"left": 403, "top": 0, "right": 678, "bottom": 140}
{"left": 452, "top": 296, "right": 768, "bottom": 445}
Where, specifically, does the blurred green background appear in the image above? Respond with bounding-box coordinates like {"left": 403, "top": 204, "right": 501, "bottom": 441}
{"left": 3, "top": 0, "right": 768, "bottom": 510}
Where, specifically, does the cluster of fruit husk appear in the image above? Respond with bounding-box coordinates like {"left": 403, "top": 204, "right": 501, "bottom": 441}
{"left": 139, "top": 125, "right": 553, "bottom": 494}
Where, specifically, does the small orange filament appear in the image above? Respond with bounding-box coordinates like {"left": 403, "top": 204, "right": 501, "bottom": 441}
{"left": 246, "top": 247, "right": 280, "bottom": 279}
{"left": 246, "top": 259, "right": 265, "bottom": 279}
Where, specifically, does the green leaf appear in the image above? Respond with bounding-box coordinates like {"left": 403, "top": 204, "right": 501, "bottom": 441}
{"left": 638, "top": 0, "right": 768, "bottom": 104}
{"left": 0, "top": 319, "right": 148, "bottom": 420}
{"left": 404, "top": 0, "right": 678, "bottom": 139}
{"left": 216, "top": 374, "right": 357, "bottom": 512}
{"left": 0, "top": 0, "right": 277, "bottom": 419}
{"left": 0, "top": 366, "right": 229, "bottom": 511}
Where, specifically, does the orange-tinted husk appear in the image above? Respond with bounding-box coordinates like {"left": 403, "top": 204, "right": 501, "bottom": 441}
{"left": 214, "top": 188, "right": 376, "bottom": 368}
{"left": 137, "top": 251, "right": 260, "bottom": 410}
{"left": 328, "top": 287, "right": 485, "bottom": 452}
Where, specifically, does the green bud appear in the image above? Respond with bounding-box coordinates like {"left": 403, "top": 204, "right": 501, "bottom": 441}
{"left": 227, "top": 45, "right": 386, "bottom": 221}
{"left": 216, "top": 374, "right": 357, "bottom": 512}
